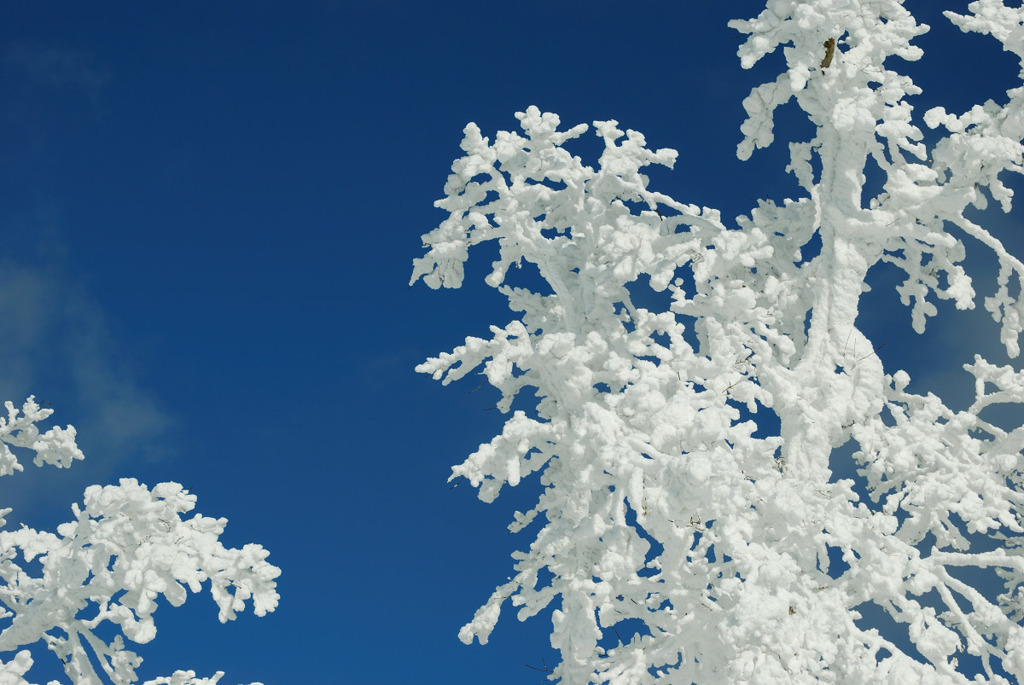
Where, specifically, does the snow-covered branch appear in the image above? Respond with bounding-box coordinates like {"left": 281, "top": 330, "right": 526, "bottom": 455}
{"left": 415, "top": 1, "right": 1024, "bottom": 682}
{"left": 0, "top": 400, "right": 279, "bottom": 684}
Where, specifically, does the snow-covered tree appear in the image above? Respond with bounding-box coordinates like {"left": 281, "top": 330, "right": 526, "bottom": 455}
{"left": 412, "top": 1, "right": 1024, "bottom": 682}
{"left": 0, "top": 398, "right": 279, "bottom": 685}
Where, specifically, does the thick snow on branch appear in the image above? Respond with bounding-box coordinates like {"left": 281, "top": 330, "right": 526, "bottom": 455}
{"left": 414, "top": 1, "right": 1024, "bottom": 682}
{"left": 0, "top": 398, "right": 84, "bottom": 482}
{"left": 0, "top": 400, "right": 279, "bottom": 685}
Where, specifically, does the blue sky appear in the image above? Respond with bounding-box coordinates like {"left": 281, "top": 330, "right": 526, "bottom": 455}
{"left": 0, "top": 1, "right": 1021, "bottom": 683}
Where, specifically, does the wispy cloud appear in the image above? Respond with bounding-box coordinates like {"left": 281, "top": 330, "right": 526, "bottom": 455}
{"left": 3, "top": 42, "right": 110, "bottom": 108}
{"left": 63, "top": 294, "right": 172, "bottom": 467}
{"left": 0, "top": 253, "right": 172, "bottom": 522}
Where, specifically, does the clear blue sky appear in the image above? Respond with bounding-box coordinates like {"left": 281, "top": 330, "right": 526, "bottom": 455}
{"left": 0, "top": 2, "right": 1019, "bottom": 683}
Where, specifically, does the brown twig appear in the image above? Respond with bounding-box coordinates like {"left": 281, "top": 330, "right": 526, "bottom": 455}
{"left": 821, "top": 38, "right": 836, "bottom": 70}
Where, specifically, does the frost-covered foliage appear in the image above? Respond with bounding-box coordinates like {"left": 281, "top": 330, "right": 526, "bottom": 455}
{"left": 0, "top": 398, "right": 279, "bottom": 685}
{"left": 412, "top": 1, "right": 1024, "bottom": 682}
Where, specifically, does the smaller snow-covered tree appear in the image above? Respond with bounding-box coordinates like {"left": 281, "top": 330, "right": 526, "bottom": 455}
{"left": 0, "top": 398, "right": 279, "bottom": 685}
{"left": 413, "top": 1, "right": 1024, "bottom": 682}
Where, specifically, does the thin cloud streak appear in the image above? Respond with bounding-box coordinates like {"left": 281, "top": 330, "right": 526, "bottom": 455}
{"left": 0, "top": 253, "right": 172, "bottom": 522}
{"left": 3, "top": 42, "right": 110, "bottom": 106}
